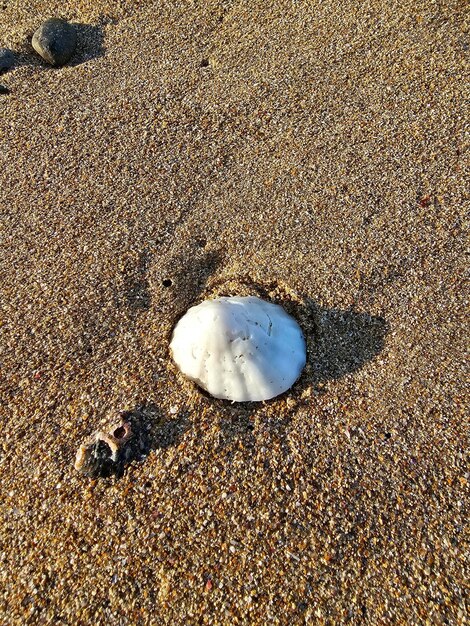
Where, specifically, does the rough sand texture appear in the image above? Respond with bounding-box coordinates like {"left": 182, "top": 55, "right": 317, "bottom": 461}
{"left": 1, "top": 1, "right": 468, "bottom": 624}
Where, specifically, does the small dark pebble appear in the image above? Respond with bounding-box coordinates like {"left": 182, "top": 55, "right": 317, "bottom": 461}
{"left": 0, "top": 48, "right": 15, "bottom": 73}
{"left": 0, "top": 84, "right": 9, "bottom": 94}
{"left": 32, "top": 18, "right": 77, "bottom": 66}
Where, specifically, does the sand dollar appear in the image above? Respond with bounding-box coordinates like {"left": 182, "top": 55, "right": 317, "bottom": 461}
{"left": 170, "top": 296, "right": 306, "bottom": 401}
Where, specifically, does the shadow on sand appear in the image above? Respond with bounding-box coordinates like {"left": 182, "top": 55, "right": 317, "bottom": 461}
{"left": 303, "top": 299, "right": 388, "bottom": 386}
{"left": 68, "top": 22, "right": 106, "bottom": 66}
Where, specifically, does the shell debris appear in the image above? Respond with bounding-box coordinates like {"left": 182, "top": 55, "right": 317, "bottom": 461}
{"left": 75, "top": 412, "right": 149, "bottom": 478}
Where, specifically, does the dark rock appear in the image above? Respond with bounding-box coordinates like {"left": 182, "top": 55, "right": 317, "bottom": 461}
{"left": 0, "top": 84, "right": 9, "bottom": 94}
{"left": 0, "top": 48, "right": 15, "bottom": 73}
{"left": 75, "top": 411, "right": 150, "bottom": 478}
{"left": 32, "top": 18, "right": 77, "bottom": 66}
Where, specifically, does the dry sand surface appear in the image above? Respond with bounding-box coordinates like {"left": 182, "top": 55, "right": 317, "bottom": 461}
{"left": 1, "top": 0, "right": 468, "bottom": 624}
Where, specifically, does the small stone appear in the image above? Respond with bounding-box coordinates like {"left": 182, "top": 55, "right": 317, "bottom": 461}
{"left": 0, "top": 84, "right": 9, "bottom": 95}
{"left": 32, "top": 18, "right": 77, "bottom": 66}
{"left": 0, "top": 48, "right": 15, "bottom": 73}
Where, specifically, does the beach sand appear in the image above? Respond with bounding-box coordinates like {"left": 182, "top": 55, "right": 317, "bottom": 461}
{"left": 1, "top": 1, "right": 468, "bottom": 623}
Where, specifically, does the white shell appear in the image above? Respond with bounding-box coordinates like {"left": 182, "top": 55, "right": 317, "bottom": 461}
{"left": 170, "top": 296, "right": 306, "bottom": 401}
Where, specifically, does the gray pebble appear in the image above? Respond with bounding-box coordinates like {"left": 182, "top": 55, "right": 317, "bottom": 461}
{"left": 0, "top": 48, "right": 15, "bottom": 73}
{"left": 32, "top": 18, "right": 77, "bottom": 66}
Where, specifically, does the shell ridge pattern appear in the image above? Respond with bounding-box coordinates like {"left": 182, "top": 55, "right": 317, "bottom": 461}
{"left": 170, "top": 296, "right": 306, "bottom": 401}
